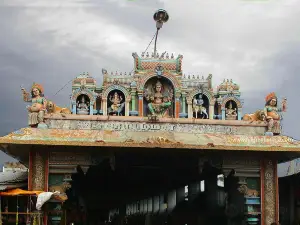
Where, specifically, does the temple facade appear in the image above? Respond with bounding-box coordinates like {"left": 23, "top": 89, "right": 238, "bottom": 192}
{"left": 0, "top": 12, "right": 299, "bottom": 225}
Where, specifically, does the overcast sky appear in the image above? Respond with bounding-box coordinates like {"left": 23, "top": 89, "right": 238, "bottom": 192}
{"left": 0, "top": 0, "right": 299, "bottom": 162}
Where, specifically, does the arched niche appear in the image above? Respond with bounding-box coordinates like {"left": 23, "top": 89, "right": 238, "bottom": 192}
{"left": 221, "top": 96, "right": 242, "bottom": 120}
{"left": 224, "top": 100, "right": 238, "bottom": 120}
{"left": 107, "top": 90, "right": 126, "bottom": 116}
{"left": 192, "top": 93, "right": 210, "bottom": 119}
{"left": 214, "top": 101, "right": 220, "bottom": 119}
{"left": 143, "top": 76, "right": 175, "bottom": 117}
{"left": 76, "top": 94, "right": 90, "bottom": 115}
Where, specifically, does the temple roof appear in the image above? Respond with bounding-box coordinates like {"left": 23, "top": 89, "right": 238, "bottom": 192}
{"left": 0, "top": 171, "right": 28, "bottom": 191}
{"left": 0, "top": 128, "right": 299, "bottom": 152}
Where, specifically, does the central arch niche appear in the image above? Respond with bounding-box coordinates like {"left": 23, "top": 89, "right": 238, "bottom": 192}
{"left": 107, "top": 90, "right": 126, "bottom": 116}
{"left": 192, "top": 93, "right": 209, "bottom": 119}
{"left": 143, "top": 76, "right": 175, "bottom": 117}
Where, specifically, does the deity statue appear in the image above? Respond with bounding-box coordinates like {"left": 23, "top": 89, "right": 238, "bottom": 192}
{"left": 193, "top": 95, "right": 208, "bottom": 119}
{"left": 21, "top": 83, "right": 47, "bottom": 128}
{"left": 264, "top": 92, "right": 287, "bottom": 135}
{"left": 225, "top": 102, "right": 237, "bottom": 120}
{"left": 77, "top": 95, "right": 89, "bottom": 115}
{"left": 144, "top": 80, "right": 173, "bottom": 117}
{"left": 108, "top": 92, "right": 125, "bottom": 116}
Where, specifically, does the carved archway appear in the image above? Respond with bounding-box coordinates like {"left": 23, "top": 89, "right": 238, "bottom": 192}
{"left": 103, "top": 85, "right": 130, "bottom": 101}
{"left": 186, "top": 89, "right": 214, "bottom": 105}
{"left": 72, "top": 88, "right": 96, "bottom": 104}
{"left": 138, "top": 73, "right": 181, "bottom": 92}
{"left": 221, "top": 96, "right": 242, "bottom": 108}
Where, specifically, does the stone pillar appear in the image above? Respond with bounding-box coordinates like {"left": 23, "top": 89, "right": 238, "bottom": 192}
{"left": 238, "top": 108, "right": 242, "bottom": 120}
{"left": 72, "top": 103, "right": 76, "bottom": 114}
{"left": 261, "top": 159, "right": 279, "bottom": 225}
{"left": 175, "top": 92, "right": 181, "bottom": 118}
{"left": 167, "top": 190, "right": 176, "bottom": 213}
{"left": 182, "top": 93, "right": 186, "bottom": 114}
{"left": 209, "top": 104, "right": 214, "bottom": 120}
{"left": 147, "top": 197, "right": 153, "bottom": 213}
{"left": 131, "top": 91, "right": 136, "bottom": 111}
{"left": 153, "top": 196, "right": 160, "bottom": 213}
{"left": 89, "top": 104, "right": 93, "bottom": 115}
{"left": 221, "top": 107, "right": 225, "bottom": 120}
{"left": 29, "top": 150, "right": 48, "bottom": 191}
{"left": 138, "top": 93, "right": 143, "bottom": 117}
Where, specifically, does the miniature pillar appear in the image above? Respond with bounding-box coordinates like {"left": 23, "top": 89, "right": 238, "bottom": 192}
{"left": 238, "top": 108, "right": 242, "bottom": 120}
{"left": 181, "top": 93, "right": 186, "bottom": 114}
{"left": 187, "top": 104, "right": 192, "bottom": 118}
{"left": 175, "top": 98, "right": 180, "bottom": 118}
{"left": 89, "top": 104, "right": 93, "bottom": 115}
{"left": 209, "top": 104, "right": 214, "bottom": 120}
{"left": 131, "top": 91, "right": 136, "bottom": 111}
{"left": 102, "top": 98, "right": 107, "bottom": 116}
{"left": 72, "top": 104, "right": 76, "bottom": 114}
{"left": 125, "top": 101, "right": 129, "bottom": 116}
{"left": 261, "top": 159, "right": 279, "bottom": 225}
{"left": 138, "top": 94, "right": 143, "bottom": 117}
{"left": 221, "top": 107, "right": 225, "bottom": 120}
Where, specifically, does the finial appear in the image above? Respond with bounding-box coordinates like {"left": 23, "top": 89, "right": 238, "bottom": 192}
{"left": 202, "top": 76, "right": 204, "bottom": 80}
{"left": 197, "top": 75, "right": 199, "bottom": 79}
{"left": 120, "top": 72, "right": 123, "bottom": 76}
{"left": 111, "top": 72, "right": 113, "bottom": 75}
{"left": 171, "top": 53, "right": 174, "bottom": 59}
{"left": 188, "top": 75, "right": 190, "bottom": 79}
{"left": 125, "top": 72, "right": 127, "bottom": 76}
{"left": 146, "top": 52, "right": 149, "bottom": 58}
{"left": 156, "top": 52, "right": 159, "bottom": 58}
{"left": 141, "top": 52, "right": 145, "bottom": 58}
{"left": 230, "top": 79, "right": 233, "bottom": 83}
{"left": 166, "top": 53, "right": 169, "bottom": 59}
{"left": 192, "top": 75, "right": 195, "bottom": 79}
{"left": 115, "top": 71, "right": 118, "bottom": 75}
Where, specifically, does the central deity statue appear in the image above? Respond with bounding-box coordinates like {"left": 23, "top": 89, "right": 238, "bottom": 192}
{"left": 144, "top": 80, "right": 173, "bottom": 117}
{"left": 108, "top": 92, "right": 125, "bottom": 116}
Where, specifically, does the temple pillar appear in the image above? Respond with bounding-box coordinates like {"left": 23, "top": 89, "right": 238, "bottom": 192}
{"left": 209, "top": 104, "right": 214, "bottom": 120}
{"left": 29, "top": 149, "right": 49, "bottom": 225}
{"left": 238, "top": 108, "right": 242, "bottom": 120}
{"left": 138, "top": 93, "right": 143, "bottom": 117}
{"left": 125, "top": 101, "right": 130, "bottom": 116}
{"left": 153, "top": 196, "right": 160, "bottom": 213}
{"left": 187, "top": 103, "right": 192, "bottom": 118}
{"left": 175, "top": 98, "right": 180, "bottom": 118}
{"left": 72, "top": 103, "right": 76, "bottom": 114}
{"left": 167, "top": 190, "right": 176, "bottom": 213}
{"left": 89, "top": 104, "right": 93, "bottom": 115}
{"left": 130, "top": 90, "right": 138, "bottom": 116}
{"left": 261, "top": 159, "right": 279, "bottom": 225}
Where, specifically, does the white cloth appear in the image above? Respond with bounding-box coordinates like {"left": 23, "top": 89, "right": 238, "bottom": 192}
{"left": 36, "top": 191, "right": 59, "bottom": 210}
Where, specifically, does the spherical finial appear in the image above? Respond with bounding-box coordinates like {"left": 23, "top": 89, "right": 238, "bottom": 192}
{"left": 153, "top": 9, "right": 169, "bottom": 29}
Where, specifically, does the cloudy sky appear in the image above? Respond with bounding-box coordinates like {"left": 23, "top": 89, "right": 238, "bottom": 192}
{"left": 0, "top": 0, "right": 299, "bottom": 162}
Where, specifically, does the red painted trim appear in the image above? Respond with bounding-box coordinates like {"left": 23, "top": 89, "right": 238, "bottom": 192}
{"left": 138, "top": 98, "right": 143, "bottom": 117}
{"left": 260, "top": 159, "right": 265, "bottom": 225}
{"left": 274, "top": 160, "right": 279, "bottom": 223}
{"left": 28, "top": 151, "right": 33, "bottom": 191}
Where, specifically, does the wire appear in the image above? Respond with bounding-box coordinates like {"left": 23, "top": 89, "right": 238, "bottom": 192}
{"left": 53, "top": 79, "right": 73, "bottom": 97}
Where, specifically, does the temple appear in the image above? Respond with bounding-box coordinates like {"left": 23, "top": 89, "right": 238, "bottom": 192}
{"left": 0, "top": 10, "right": 299, "bottom": 225}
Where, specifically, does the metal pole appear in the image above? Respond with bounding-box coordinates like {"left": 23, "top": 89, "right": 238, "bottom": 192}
{"left": 153, "top": 28, "right": 159, "bottom": 58}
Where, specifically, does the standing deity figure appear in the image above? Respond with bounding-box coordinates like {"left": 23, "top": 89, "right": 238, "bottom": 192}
{"left": 193, "top": 95, "right": 208, "bottom": 119}
{"left": 77, "top": 95, "right": 89, "bottom": 115}
{"left": 264, "top": 92, "right": 287, "bottom": 135}
{"left": 21, "top": 83, "right": 47, "bottom": 128}
{"left": 108, "top": 92, "right": 125, "bottom": 116}
{"left": 225, "top": 102, "right": 237, "bottom": 120}
{"left": 144, "top": 80, "right": 173, "bottom": 117}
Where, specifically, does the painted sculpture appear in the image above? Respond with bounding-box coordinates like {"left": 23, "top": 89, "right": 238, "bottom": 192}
{"left": 77, "top": 95, "right": 89, "bottom": 115}
{"left": 192, "top": 95, "right": 208, "bottom": 119}
{"left": 264, "top": 92, "right": 287, "bottom": 135}
{"left": 108, "top": 92, "right": 125, "bottom": 116}
{"left": 46, "top": 100, "right": 71, "bottom": 115}
{"left": 21, "top": 83, "right": 47, "bottom": 128}
{"left": 225, "top": 102, "right": 237, "bottom": 120}
{"left": 242, "top": 110, "right": 266, "bottom": 122}
{"left": 144, "top": 80, "right": 173, "bottom": 117}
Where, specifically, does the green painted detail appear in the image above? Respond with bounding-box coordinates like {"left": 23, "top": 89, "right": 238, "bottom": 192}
{"left": 49, "top": 174, "right": 65, "bottom": 186}
{"left": 131, "top": 94, "right": 136, "bottom": 111}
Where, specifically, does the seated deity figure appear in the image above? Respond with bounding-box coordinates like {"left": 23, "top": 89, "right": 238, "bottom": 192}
{"left": 108, "top": 92, "right": 125, "bottom": 116}
{"left": 21, "top": 83, "right": 47, "bottom": 128}
{"left": 225, "top": 102, "right": 237, "bottom": 120}
{"left": 77, "top": 95, "right": 89, "bottom": 115}
{"left": 144, "top": 80, "right": 173, "bottom": 117}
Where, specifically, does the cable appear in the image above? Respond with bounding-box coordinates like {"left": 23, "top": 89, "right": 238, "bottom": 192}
{"left": 53, "top": 79, "right": 73, "bottom": 97}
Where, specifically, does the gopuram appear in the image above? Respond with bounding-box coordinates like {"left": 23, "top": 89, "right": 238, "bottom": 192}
{"left": 0, "top": 9, "right": 299, "bottom": 225}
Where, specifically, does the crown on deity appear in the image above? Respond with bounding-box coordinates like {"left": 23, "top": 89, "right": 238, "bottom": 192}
{"left": 155, "top": 80, "right": 162, "bottom": 86}
{"left": 31, "top": 82, "right": 44, "bottom": 93}
{"left": 265, "top": 92, "right": 276, "bottom": 103}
